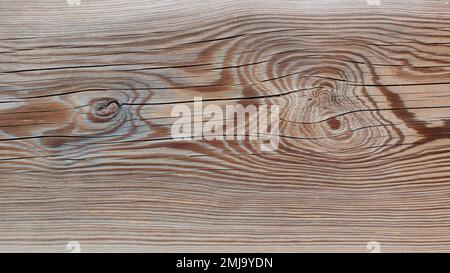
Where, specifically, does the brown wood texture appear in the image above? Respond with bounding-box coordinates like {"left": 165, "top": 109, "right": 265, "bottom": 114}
{"left": 1, "top": 0, "right": 450, "bottom": 252}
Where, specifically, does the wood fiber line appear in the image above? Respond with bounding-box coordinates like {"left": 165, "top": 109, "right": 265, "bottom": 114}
{"left": 0, "top": 0, "right": 450, "bottom": 252}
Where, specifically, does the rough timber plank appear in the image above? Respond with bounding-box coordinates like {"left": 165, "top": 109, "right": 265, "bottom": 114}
{"left": 0, "top": 0, "right": 450, "bottom": 252}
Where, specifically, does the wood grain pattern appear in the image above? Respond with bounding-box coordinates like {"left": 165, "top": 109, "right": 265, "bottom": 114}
{"left": 1, "top": 0, "right": 450, "bottom": 252}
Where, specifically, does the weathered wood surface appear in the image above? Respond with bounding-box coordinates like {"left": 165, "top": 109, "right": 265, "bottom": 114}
{"left": 1, "top": 0, "right": 450, "bottom": 252}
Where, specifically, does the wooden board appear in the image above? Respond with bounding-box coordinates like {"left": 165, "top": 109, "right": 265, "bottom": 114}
{"left": 1, "top": 0, "right": 450, "bottom": 252}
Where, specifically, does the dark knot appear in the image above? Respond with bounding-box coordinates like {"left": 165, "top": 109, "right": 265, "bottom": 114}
{"left": 94, "top": 100, "right": 121, "bottom": 118}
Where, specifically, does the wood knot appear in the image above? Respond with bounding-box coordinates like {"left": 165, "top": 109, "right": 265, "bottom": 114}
{"left": 327, "top": 117, "right": 341, "bottom": 130}
{"left": 94, "top": 100, "right": 121, "bottom": 118}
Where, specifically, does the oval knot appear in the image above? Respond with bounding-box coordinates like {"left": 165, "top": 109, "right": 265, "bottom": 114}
{"left": 94, "top": 100, "right": 121, "bottom": 117}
